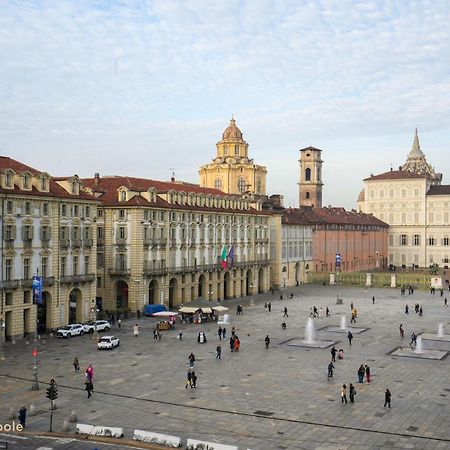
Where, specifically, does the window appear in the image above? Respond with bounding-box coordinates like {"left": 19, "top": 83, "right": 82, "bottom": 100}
{"left": 43, "top": 203, "right": 49, "bottom": 216}
{"left": 443, "top": 237, "right": 449, "bottom": 246}
{"left": 119, "top": 226, "right": 126, "bottom": 239}
{"left": 401, "top": 189, "right": 406, "bottom": 197}
{"left": 23, "top": 258, "right": 30, "bottom": 279}
{"left": 118, "top": 254, "right": 126, "bottom": 270}
{"left": 97, "top": 277, "right": 102, "bottom": 288}
{"left": 305, "top": 168, "right": 311, "bottom": 181}
{"left": 120, "top": 191, "right": 126, "bottom": 201}
{"left": 61, "top": 204, "right": 67, "bottom": 216}
{"left": 84, "top": 256, "right": 90, "bottom": 274}
{"left": 6, "top": 200, "right": 13, "bottom": 214}
{"left": 74, "top": 205, "right": 79, "bottom": 217}
{"left": 389, "top": 235, "right": 394, "bottom": 246}
{"left": 41, "top": 176, "right": 47, "bottom": 191}
{"left": 97, "top": 252, "right": 104, "bottom": 268}
{"left": 84, "top": 227, "right": 90, "bottom": 239}
{"left": 256, "top": 178, "right": 262, "bottom": 193}
{"left": 22, "top": 174, "right": 30, "bottom": 189}
{"left": 61, "top": 257, "right": 66, "bottom": 276}
{"left": 428, "top": 237, "right": 435, "bottom": 246}
{"left": 5, "top": 172, "right": 12, "bottom": 188}
{"left": 400, "top": 234, "right": 407, "bottom": 246}
{"left": 85, "top": 206, "right": 90, "bottom": 218}
{"left": 317, "top": 168, "right": 321, "bottom": 182}
{"left": 97, "top": 227, "right": 103, "bottom": 239}
{"left": 238, "top": 177, "right": 246, "bottom": 193}
{"left": 414, "top": 234, "right": 420, "bottom": 246}
{"left": 305, "top": 192, "right": 310, "bottom": 199}
{"left": 25, "top": 201, "right": 31, "bottom": 215}
{"left": 214, "top": 178, "right": 222, "bottom": 190}
{"left": 73, "top": 256, "right": 78, "bottom": 275}
{"left": 41, "top": 257, "right": 48, "bottom": 278}
{"left": 71, "top": 180, "right": 77, "bottom": 194}
{"left": 234, "top": 144, "right": 239, "bottom": 156}
{"left": 5, "top": 259, "right": 12, "bottom": 281}
{"left": 98, "top": 209, "right": 104, "bottom": 218}
{"left": 5, "top": 224, "right": 14, "bottom": 241}
{"left": 380, "top": 190, "right": 384, "bottom": 198}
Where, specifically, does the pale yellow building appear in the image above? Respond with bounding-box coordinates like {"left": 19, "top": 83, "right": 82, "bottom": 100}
{"left": 83, "top": 174, "right": 271, "bottom": 313}
{"left": 0, "top": 157, "right": 98, "bottom": 341}
{"left": 358, "top": 130, "right": 450, "bottom": 269}
{"left": 199, "top": 118, "right": 267, "bottom": 196}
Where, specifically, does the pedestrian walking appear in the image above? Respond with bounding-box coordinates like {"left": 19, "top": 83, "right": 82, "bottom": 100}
{"left": 327, "top": 362, "right": 334, "bottom": 380}
{"left": 230, "top": 335, "right": 235, "bottom": 352}
{"left": 178, "top": 331, "right": 183, "bottom": 341}
{"left": 410, "top": 332, "right": 417, "bottom": 348}
{"left": 283, "top": 307, "right": 288, "bottom": 317}
{"left": 264, "top": 302, "right": 268, "bottom": 310}
{"left": 222, "top": 327, "right": 227, "bottom": 339}
{"left": 73, "top": 357, "right": 80, "bottom": 372}
{"left": 153, "top": 329, "right": 158, "bottom": 340}
{"left": 216, "top": 345, "right": 222, "bottom": 359}
{"left": 347, "top": 330, "right": 353, "bottom": 346}
{"left": 191, "top": 371, "right": 197, "bottom": 388}
{"left": 133, "top": 323, "right": 139, "bottom": 337}
{"left": 18, "top": 405, "right": 27, "bottom": 428}
{"left": 384, "top": 388, "right": 391, "bottom": 408}
{"left": 365, "top": 365, "right": 371, "bottom": 383}
{"left": 188, "top": 352, "right": 195, "bottom": 368}
{"left": 341, "top": 384, "right": 348, "bottom": 404}
{"left": 357, "top": 365, "right": 365, "bottom": 384}
{"left": 445, "top": 298, "right": 448, "bottom": 307}
{"left": 326, "top": 307, "right": 330, "bottom": 317}
{"left": 405, "top": 305, "right": 409, "bottom": 315}
{"left": 117, "top": 318, "right": 121, "bottom": 329}
{"left": 372, "top": 296, "right": 375, "bottom": 304}
{"left": 157, "top": 329, "right": 162, "bottom": 340}
{"left": 85, "top": 364, "right": 94, "bottom": 381}
{"left": 185, "top": 370, "right": 192, "bottom": 389}
{"left": 350, "top": 301, "right": 354, "bottom": 310}
{"left": 265, "top": 334, "right": 270, "bottom": 349}
{"left": 231, "top": 326, "right": 235, "bottom": 336}
{"left": 330, "top": 346, "right": 337, "bottom": 362}
{"left": 281, "top": 322, "right": 287, "bottom": 330}
{"left": 268, "top": 302, "right": 272, "bottom": 312}
{"left": 419, "top": 305, "right": 423, "bottom": 316}
{"left": 137, "top": 309, "right": 141, "bottom": 319}
{"left": 349, "top": 383, "right": 356, "bottom": 403}
{"left": 218, "top": 326, "right": 223, "bottom": 340}
{"left": 399, "top": 324, "right": 404, "bottom": 338}
{"left": 351, "top": 312, "right": 356, "bottom": 323}
{"left": 234, "top": 336, "right": 240, "bottom": 352}
{"left": 85, "top": 379, "right": 94, "bottom": 398}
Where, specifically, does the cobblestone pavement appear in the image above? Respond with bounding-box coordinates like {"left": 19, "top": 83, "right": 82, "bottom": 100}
{"left": 1, "top": 285, "right": 450, "bottom": 449}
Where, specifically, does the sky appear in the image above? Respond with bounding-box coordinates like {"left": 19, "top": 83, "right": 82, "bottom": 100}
{"left": 1, "top": 0, "right": 450, "bottom": 209}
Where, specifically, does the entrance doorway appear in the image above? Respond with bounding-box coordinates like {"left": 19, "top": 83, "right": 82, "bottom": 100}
{"left": 116, "top": 280, "right": 129, "bottom": 309}
{"left": 69, "top": 289, "right": 83, "bottom": 324}
{"left": 169, "top": 278, "right": 177, "bottom": 309}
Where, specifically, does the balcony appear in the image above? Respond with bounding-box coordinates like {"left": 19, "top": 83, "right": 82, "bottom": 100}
{"left": 116, "top": 238, "right": 127, "bottom": 246}
{"left": 43, "top": 276, "right": 55, "bottom": 286}
{"left": 60, "top": 238, "right": 70, "bottom": 248}
{"left": 1, "top": 279, "right": 20, "bottom": 290}
{"left": 97, "top": 237, "right": 104, "bottom": 246}
{"left": 143, "top": 266, "right": 169, "bottom": 276}
{"left": 108, "top": 267, "right": 131, "bottom": 277}
{"left": 83, "top": 238, "right": 93, "bottom": 248}
{"left": 60, "top": 274, "right": 96, "bottom": 284}
{"left": 22, "top": 238, "right": 33, "bottom": 249}
{"left": 72, "top": 239, "right": 82, "bottom": 248}
{"left": 41, "top": 238, "right": 50, "bottom": 248}
{"left": 4, "top": 239, "right": 14, "bottom": 249}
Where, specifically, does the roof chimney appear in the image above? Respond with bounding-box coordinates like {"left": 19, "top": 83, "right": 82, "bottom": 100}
{"left": 94, "top": 173, "right": 100, "bottom": 185}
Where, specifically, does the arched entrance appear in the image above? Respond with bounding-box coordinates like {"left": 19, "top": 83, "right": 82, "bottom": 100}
{"left": 37, "top": 291, "right": 52, "bottom": 334}
{"left": 198, "top": 274, "right": 206, "bottom": 299}
{"left": 169, "top": 278, "right": 177, "bottom": 309}
{"left": 148, "top": 280, "right": 159, "bottom": 304}
{"left": 116, "top": 280, "right": 129, "bottom": 310}
{"left": 245, "top": 270, "right": 253, "bottom": 296}
{"left": 224, "top": 272, "right": 231, "bottom": 299}
{"left": 258, "top": 268, "right": 264, "bottom": 293}
{"left": 69, "top": 288, "right": 83, "bottom": 324}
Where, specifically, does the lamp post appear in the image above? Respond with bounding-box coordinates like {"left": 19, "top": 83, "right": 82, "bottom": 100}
{"left": 31, "top": 268, "right": 41, "bottom": 390}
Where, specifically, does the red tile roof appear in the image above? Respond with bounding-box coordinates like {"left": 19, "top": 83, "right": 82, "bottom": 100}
{"left": 363, "top": 169, "right": 429, "bottom": 181}
{"left": 427, "top": 185, "right": 450, "bottom": 196}
{"left": 82, "top": 175, "right": 270, "bottom": 215}
{"left": 282, "top": 206, "right": 388, "bottom": 227}
{"left": 0, "top": 156, "right": 96, "bottom": 201}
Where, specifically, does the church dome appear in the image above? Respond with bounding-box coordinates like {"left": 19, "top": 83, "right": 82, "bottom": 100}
{"left": 222, "top": 118, "right": 243, "bottom": 141}
{"left": 357, "top": 189, "right": 365, "bottom": 202}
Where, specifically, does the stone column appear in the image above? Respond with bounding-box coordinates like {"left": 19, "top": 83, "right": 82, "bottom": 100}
{"left": 366, "top": 273, "right": 372, "bottom": 287}
{"left": 390, "top": 273, "right": 397, "bottom": 288}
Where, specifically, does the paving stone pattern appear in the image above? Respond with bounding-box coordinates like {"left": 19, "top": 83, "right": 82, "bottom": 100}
{"left": 1, "top": 285, "right": 450, "bottom": 449}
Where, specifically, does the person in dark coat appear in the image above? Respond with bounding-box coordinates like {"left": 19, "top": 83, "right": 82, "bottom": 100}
{"left": 185, "top": 370, "right": 192, "bottom": 389}
{"left": 222, "top": 327, "right": 227, "bottom": 339}
{"left": 230, "top": 336, "right": 235, "bottom": 352}
{"left": 349, "top": 384, "right": 356, "bottom": 403}
{"left": 218, "top": 326, "right": 223, "bottom": 340}
{"left": 384, "top": 388, "right": 391, "bottom": 408}
{"left": 358, "top": 365, "right": 365, "bottom": 383}
{"left": 216, "top": 345, "right": 222, "bottom": 359}
{"left": 330, "top": 346, "right": 337, "bottom": 362}
{"left": 265, "top": 335, "right": 270, "bottom": 349}
{"left": 347, "top": 331, "right": 353, "bottom": 346}
{"left": 85, "top": 379, "right": 94, "bottom": 398}
{"left": 191, "top": 371, "right": 197, "bottom": 388}
{"left": 18, "top": 406, "right": 27, "bottom": 427}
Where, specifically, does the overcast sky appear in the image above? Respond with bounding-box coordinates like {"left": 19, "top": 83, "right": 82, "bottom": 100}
{"left": 1, "top": 0, "right": 450, "bottom": 209}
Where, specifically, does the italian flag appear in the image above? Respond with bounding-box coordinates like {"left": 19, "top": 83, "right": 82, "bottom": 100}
{"left": 220, "top": 246, "right": 228, "bottom": 269}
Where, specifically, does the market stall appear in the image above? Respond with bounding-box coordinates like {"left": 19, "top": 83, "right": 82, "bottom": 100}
{"left": 152, "top": 311, "right": 178, "bottom": 330}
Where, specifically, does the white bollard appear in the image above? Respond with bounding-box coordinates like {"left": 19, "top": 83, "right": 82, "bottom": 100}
{"left": 29, "top": 404, "right": 37, "bottom": 416}
{"left": 68, "top": 410, "right": 77, "bottom": 422}
{"left": 62, "top": 418, "right": 71, "bottom": 432}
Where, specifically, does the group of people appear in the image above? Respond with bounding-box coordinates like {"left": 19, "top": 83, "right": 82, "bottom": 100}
{"left": 404, "top": 303, "right": 423, "bottom": 316}
{"left": 186, "top": 353, "right": 198, "bottom": 388}
{"left": 72, "top": 358, "right": 95, "bottom": 398}
{"left": 400, "top": 285, "right": 415, "bottom": 295}
{"left": 310, "top": 306, "right": 330, "bottom": 318}
{"left": 264, "top": 302, "right": 272, "bottom": 311}
{"left": 236, "top": 304, "right": 244, "bottom": 315}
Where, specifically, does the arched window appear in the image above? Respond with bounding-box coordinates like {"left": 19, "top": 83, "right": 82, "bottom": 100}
{"left": 256, "top": 177, "right": 262, "bottom": 193}
{"left": 305, "top": 192, "right": 310, "bottom": 199}
{"left": 214, "top": 178, "right": 222, "bottom": 190}
{"left": 238, "top": 177, "right": 246, "bottom": 193}
{"left": 305, "top": 168, "right": 311, "bottom": 181}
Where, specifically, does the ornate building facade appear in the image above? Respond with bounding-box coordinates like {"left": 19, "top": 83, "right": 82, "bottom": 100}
{"left": 199, "top": 118, "right": 267, "bottom": 196}
{"left": 0, "top": 157, "right": 98, "bottom": 341}
{"left": 358, "top": 130, "right": 450, "bottom": 269}
{"left": 83, "top": 175, "right": 271, "bottom": 313}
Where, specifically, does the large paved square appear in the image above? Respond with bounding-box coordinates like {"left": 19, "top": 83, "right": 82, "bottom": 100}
{"left": 1, "top": 285, "right": 450, "bottom": 449}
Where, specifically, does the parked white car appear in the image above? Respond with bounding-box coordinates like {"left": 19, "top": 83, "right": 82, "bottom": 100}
{"left": 83, "top": 320, "right": 111, "bottom": 333}
{"left": 97, "top": 336, "right": 120, "bottom": 350}
{"left": 56, "top": 324, "right": 84, "bottom": 338}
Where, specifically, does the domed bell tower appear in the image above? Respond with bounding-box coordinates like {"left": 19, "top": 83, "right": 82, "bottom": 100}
{"left": 298, "top": 146, "right": 323, "bottom": 208}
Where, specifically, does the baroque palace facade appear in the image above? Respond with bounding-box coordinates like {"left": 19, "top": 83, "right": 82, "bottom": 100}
{"left": 82, "top": 174, "right": 271, "bottom": 314}
{"left": 0, "top": 157, "right": 98, "bottom": 341}
{"left": 358, "top": 130, "right": 450, "bottom": 269}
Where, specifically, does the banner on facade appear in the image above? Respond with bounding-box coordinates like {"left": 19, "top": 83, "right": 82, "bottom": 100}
{"left": 32, "top": 275, "right": 43, "bottom": 305}
{"left": 335, "top": 253, "right": 341, "bottom": 267}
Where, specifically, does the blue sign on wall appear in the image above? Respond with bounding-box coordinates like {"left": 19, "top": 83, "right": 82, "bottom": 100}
{"left": 335, "top": 253, "right": 341, "bottom": 267}
{"left": 32, "top": 275, "right": 43, "bottom": 304}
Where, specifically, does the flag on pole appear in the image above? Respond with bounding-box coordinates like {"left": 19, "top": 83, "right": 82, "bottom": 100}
{"left": 228, "top": 245, "right": 235, "bottom": 268}
{"left": 220, "top": 245, "right": 227, "bottom": 269}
